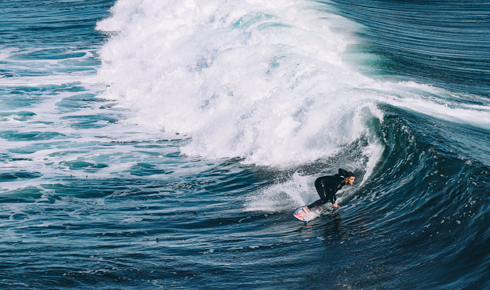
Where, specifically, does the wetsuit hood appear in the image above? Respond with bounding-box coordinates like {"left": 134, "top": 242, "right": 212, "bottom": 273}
{"left": 337, "top": 168, "right": 348, "bottom": 179}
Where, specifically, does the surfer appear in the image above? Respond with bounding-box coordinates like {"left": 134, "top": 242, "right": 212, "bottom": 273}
{"left": 304, "top": 168, "right": 355, "bottom": 213}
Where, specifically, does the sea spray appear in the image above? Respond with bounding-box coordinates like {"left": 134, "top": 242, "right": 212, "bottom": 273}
{"left": 96, "top": 0, "right": 384, "bottom": 166}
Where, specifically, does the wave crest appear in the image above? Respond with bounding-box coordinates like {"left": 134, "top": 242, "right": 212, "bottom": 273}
{"left": 96, "top": 0, "right": 384, "bottom": 166}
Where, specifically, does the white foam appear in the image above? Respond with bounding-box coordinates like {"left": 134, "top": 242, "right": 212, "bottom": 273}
{"left": 244, "top": 172, "right": 312, "bottom": 212}
{"left": 391, "top": 96, "right": 490, "bottom": 130}
{"left": 96, "top": 0, "right": 387, "bottom": 167}
{"left": 0, "top": 46, "right": 16, "bottom": 62}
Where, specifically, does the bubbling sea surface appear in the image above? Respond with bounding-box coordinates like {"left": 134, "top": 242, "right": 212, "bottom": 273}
{"left": 1, "top": 0, "right": 490, "bottom": 289}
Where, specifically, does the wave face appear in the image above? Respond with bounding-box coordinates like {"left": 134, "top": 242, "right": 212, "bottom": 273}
{"left": 1, "top": 0, "right": 490, "bottom": 289}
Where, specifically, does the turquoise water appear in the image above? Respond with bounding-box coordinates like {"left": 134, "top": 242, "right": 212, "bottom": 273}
{"left": 1, "top": 0, "right": 490, "bottom": 289}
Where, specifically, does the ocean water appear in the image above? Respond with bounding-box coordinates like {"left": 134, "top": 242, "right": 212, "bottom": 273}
{"left": 1, "top": 0, "right": 490, "bottom": 289}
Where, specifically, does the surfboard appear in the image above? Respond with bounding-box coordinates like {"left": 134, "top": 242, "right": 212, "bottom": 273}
{"left": 293, "top": 206, "right": 323, "bottom": 222}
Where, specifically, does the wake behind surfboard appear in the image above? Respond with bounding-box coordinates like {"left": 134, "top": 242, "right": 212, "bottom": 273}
{"left": 293, "top": 206, "right": 323, "bottom": 222}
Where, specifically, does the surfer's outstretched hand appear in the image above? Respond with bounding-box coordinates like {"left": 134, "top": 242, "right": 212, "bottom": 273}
{"left": 333, "top": 203, "right": 340, "bottom": 208}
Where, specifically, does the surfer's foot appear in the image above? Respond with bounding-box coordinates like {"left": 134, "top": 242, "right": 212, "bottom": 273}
{"left": 303, "top": 207, "right": 311, "bottom": 215}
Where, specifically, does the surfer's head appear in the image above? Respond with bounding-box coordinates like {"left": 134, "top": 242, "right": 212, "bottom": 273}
{"left": 345, "top": 172, "right": 355, "bottom": 185}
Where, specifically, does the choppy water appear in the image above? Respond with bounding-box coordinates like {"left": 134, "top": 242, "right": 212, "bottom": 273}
{"left": 1, "top": 0, "right": 490, "bottom": 289}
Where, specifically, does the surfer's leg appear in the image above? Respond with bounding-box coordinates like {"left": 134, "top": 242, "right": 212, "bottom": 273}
{"left": 307, "top": 199, "right": 324, "bottom": 209}
{"left": 307, "top": 179, "right": 328, "bottom": 209}
{"left": 314, "top": 179, "right": 327, "bottom": 200}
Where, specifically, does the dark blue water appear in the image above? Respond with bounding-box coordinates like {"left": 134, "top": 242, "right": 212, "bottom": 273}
{"left": 332, "top": 0, "right": 490, "bottom": 97}
{"left": 1, "top": 0, "right": 490, "bottom": 289}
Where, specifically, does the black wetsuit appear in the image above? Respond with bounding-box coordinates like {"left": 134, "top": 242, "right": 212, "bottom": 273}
{"left": 307, "top": 173, "right": 346, "bottom": 209}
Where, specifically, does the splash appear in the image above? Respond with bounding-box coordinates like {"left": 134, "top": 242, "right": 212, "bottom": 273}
{"left": 96, "top": 0, "right": 387, "bottom": 167}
